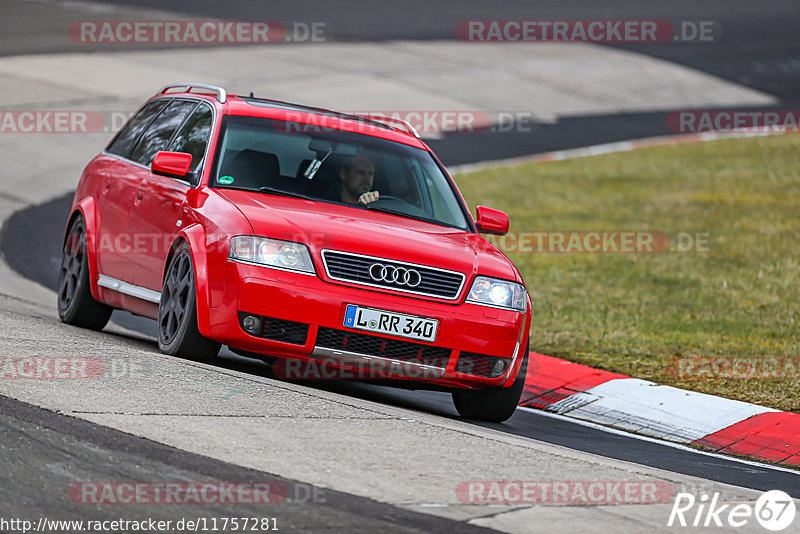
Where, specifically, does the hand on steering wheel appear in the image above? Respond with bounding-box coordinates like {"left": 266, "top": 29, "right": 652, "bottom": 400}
{"left": 357, "top": 191, "right": 380, "bottom": 204}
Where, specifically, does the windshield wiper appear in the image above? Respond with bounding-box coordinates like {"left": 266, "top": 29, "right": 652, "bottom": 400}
{"left": 258, "top": 186, "right": 314, "bottom": 200}
{"left": 362, "top": 204, "right": 435, "bottom": 225}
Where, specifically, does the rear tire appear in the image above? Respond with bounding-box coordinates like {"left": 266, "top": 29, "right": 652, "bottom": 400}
{"left": 452, "top": 344, "right": 528, "bottom": 423}
{"left": 157, "top": 243, "right": 220, "bottom": 362}
{"left": 57, "top": 216, "right": 112, "bottom": 330}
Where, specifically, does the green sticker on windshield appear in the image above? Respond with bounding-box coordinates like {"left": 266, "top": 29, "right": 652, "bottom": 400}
{"left": 219, "top": 175, "right": 234, "bottom": 185}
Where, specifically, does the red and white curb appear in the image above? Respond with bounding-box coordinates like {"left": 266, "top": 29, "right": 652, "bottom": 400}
{"left": 522, "top": 353, "right": 800, "bottom": 468}
{"left": 450, "top": 132, "right": 798, "bottom": 468}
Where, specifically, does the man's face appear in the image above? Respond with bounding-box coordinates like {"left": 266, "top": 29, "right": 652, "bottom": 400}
{"left": 340, "top": 155, "right": 375, "bottom": 197}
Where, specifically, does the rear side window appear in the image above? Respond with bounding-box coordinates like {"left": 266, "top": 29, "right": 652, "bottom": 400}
{"left": 167, "top": 104, "right": 213, "bottom": 172}
{"left": 130, "top": 100, "right": 197, "bottom": 166}
{"left": 106, "top": 100, "right": 168, "bottom": 158}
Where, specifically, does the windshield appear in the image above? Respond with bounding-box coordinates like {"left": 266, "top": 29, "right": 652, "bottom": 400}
{"left": 211, "top": 115, "right": 470, "bottom": 230}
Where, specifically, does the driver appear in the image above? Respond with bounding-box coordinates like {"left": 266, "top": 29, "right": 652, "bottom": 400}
{"left": 339, "top": 153, "right": 379, "bottom": 205}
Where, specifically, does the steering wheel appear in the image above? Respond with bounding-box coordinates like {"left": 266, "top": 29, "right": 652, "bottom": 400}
{"left": 368, "top": 194, "right": 403, "bottom": 205}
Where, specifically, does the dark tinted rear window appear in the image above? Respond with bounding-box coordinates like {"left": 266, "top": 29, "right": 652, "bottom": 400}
{"left": 106, "top": 100, "right": 168, "bottom": 158}
{"left": 130, "top": 100, "right": 197, "bottom": 166}
{"left": 167, "top": 104, "right": 213, "bottom": 172}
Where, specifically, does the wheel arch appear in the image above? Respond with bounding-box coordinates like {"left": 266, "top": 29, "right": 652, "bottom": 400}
{"left": 500, "top": 293, "right": 533, "bottom": 388}
{"left": 65, "top": 198, "right": 102, "bottom": 301}
{"left": 164, "top": 224, "right": 213, "bottom": 337}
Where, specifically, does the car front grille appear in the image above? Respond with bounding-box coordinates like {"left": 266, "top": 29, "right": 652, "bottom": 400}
{"left": 315, "top": 327, "right": 452, "bottom": 369}
{"left": 321, "top": 250, "right": 465, "bottom": 299}
{"left": 455, "top": 352, "right": 510, "bottom": 378}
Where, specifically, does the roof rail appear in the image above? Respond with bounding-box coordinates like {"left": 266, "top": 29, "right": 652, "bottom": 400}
{"left": 350, "top": 114, "right": 421, "bottom": 138}
{"left": 157, "top": 83, "right": 227, "bottom": 103}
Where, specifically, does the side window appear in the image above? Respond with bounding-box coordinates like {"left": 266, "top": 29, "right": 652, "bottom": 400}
{"left": 106, "top": 100, "right": 168, "bottom": 158}
{"left": 130, "top": 100, "right": 197, "bottom": 166}
{"left": 166, "top": 104, "right": 213, "bottom": 172}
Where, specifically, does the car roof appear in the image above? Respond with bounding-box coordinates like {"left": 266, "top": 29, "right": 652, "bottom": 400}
{"left": 153, "top": 89, "right": 430, "bottom": 150}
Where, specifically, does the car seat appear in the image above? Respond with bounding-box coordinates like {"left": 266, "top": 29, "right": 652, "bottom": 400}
{"left": 218, "top": 149, "right": 280, "bottom": 189}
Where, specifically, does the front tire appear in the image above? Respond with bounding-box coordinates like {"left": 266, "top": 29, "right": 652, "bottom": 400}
{"left": 158, "top": 243, "right": 220, "bottom": 362}
{"left": 452, "top": 344, "right": 528, "bottom": 423}
{"left": 57, "top": 216, "right": 112, "bottom": 330}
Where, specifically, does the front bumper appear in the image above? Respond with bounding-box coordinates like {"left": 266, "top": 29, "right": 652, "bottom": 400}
{"left": 207, "top": 261, "right": 530, "bottom": 389}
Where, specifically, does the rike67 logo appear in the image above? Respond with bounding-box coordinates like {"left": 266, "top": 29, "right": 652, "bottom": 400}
{"left": 668, "top": 490, "right": 796, "bottom": 531}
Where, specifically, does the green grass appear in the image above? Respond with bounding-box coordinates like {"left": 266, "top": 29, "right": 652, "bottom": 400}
{"left": 454, "top": 134, "right": 800, "bottom": 412}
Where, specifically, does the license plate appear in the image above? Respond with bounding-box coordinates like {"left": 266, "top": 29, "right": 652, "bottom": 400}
{"left": 344, "top": 304, "right": 438, "bottom": 342}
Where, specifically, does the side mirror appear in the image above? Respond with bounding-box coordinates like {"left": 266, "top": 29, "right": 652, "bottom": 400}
{"left": 475, "top": 205, "right": 509, "bottom": 236}
{"left": 152, "top": 151, "right": 193, "bottom": 181}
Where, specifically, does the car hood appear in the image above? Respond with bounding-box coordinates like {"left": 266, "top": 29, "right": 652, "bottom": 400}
{"left": 216, "top": 189, "right": 521, "bottom": 284}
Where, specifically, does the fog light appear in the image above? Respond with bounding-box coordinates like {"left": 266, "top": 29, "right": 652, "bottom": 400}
{"left": 242, "top": 315, "right": 262, "bottom": 335}
{"left": 492, "top": 359, "right": 508, "bottom": 377}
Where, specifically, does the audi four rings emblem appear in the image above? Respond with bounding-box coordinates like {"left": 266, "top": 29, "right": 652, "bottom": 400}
{"left": 369, "top": 263, "right": 422, "bottom": 287}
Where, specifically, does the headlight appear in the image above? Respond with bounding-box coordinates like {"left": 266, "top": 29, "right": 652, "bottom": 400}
{"left": 229, "top": 236, "right": 315, "bottom": 274}
{"left": 467, "top": 276, "right": 527, "bottom": 312}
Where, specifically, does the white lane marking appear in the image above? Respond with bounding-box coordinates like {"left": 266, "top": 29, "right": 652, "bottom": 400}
{"left": 518, "top": 406, "right": 800, "bottom": 476}
{"left": 546, "top": 378, "right": 777, "bottom": 443}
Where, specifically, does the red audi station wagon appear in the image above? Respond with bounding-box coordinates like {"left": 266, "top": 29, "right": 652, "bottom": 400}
{"left": 58, "top": 83, "right": 532, "bottom": 422}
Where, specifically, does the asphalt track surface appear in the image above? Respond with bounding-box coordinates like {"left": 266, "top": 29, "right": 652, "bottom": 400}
{"left": 0, "top": 394, "right": 494, "bottom": 533}
{"left": 2, "top": 0, "right": 800, "bottom": 527}
{"left": 3, "top": 194, "right": 800, "bottom": 500}
{"left": 96, "top": 0, "right": 800, "bottom": 101}
{"left": 1, "top": 1, "right": 798, "bottom": 165}
{"left": 6, "top": 0, "right": 800, "bottom": 102}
